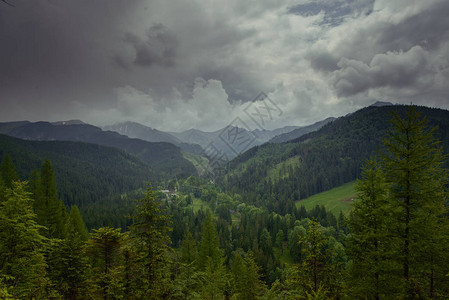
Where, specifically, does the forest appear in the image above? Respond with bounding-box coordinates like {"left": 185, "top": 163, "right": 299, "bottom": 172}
{"left": 1, "top": 106, "right": 449, "bottom": 299}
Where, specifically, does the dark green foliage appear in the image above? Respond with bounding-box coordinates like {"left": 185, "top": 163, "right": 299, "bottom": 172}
{"left": 0, "top": 121, "right": 196, "bottom": 177}
{"left": 0, "top": 154, "right": 18, "bottom": 189}
{"left": 131, "top": 185, "right": 173, "bottom": 299}
{"left": 347, "top": 159, "right": 397, "bottom": 298}
{"left": 198, "top": 211, "right": 222, "bottom": 270}
{"left": 383, "top": 107, "right": 449, "bottom": 297}
{"left": 37, "top": 159, "right": 67, "bottom": 238}
{"left": 0, "top": 134, "right": 156, "bottom": 210}
{"left": 231, "top": 250, "right": 265, "bottom": 299}
{"left": 0, "top": 181, "right": 47, "bottom": 298}
{"left": 46, "top": 236, "right": 88, "bottom": 299}
{"left": 87, "top": 227, "right": 126, "bottom": 299}
{"left": 223, "top": 105, "right": 449, "bottom": 214}
{"left": 66, "top": 205, "right": 89, "bottom": 241}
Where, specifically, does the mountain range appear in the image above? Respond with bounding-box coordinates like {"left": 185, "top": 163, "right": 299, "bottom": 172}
{"left": 222, "top": 104, "right": 449, "bottom": 214}
{"left": 0, "top": 121, "right": 196, "bottom": 177}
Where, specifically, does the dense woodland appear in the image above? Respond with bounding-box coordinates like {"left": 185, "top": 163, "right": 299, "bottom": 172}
{"left": 223, "top": 105, "right": 449, "bottom": 215}
{"left": 1, "top": 107, "right": 449, "bottom": 299}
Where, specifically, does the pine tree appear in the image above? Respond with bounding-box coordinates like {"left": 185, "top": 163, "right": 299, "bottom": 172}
{"left": 131, "top": 184, "right": 172, "bottom": 299}
{"left": 0, "top": 154, "right": 18, "bottom": 189}
{"left": 198, "top": 211, "right": 222, "bottom": 270}
{"left": 0, "top": 181, "right": 48, "bottom": 298}
{"left": 39, "top": 159, "right": 66, "bottom": 238}
{"left": 180, "top": 229, "right": 198, "bottom": 265}
{"left": 67, "top": 205, "right": 89, "bottom": 241}
{"left": 299, "top": 220, "right": 329, "bottom": 294}
{"left": 346, "top": 159, "right": 398, "bottom": 298}
{"left": 231, "top": 250, "right": 265, "bottom": 300}
{"left": 173, "top": 229, "right": 202, "bottom": 300}
{"left": 46, "top": 226, "right": 89, "bottom": 299}
{"left": 88, "top": 227, "right": 125, "bottom": 299}
{"left": 383, "top": 107, "right": 449, "bottom": 297}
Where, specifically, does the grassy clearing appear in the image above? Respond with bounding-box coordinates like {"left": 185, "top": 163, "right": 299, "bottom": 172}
{"left": 295, "top": 181, "right": 357, "bottom": 215}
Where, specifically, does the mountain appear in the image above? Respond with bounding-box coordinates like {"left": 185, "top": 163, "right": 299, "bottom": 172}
{"left": 370, "top": 101, "right": 394, "bottom": 107}
{"left": 104, "top": 121, "right": 182, "bottom": 144}
{"left": 0, "top": 121, "right": 196, "bottom": 177}
{"left": 52, "top": 119, "right": 87, "bottom": 126}
{"left": 0, "top": 133, "right": 155, "bottom": 208}
{"left": 169, "top": 125, "right": 301, "bottom": 160}
{"left": 268, "top": 117, "right": 336, "bottom": 143}
{"left": 104, "top": 121, "right": 203, "bottom": 155}
{"left": 222, "top": 105, "right": 449, "bottom": 215}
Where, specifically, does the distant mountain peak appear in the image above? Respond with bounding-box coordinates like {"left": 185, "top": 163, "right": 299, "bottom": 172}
{"left": 52, "top": 120, "right": 86, "bottom": 126}
{"left": 370, "top": 101, "right": 394, "bottom": 107}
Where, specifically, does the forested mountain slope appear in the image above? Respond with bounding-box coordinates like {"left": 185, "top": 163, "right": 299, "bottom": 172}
{"left": 0, "top": 121, "right": 196, "bottom": 177}
{"left": 222, "top": 105, "right": 449, "bottom": 214}
{"left": 104, "top": 121, "right": 204, "bottom": 155}
{"left": 268, "top": 117, "right": 335, "bottom": 143}
{"left": 0, "top": 134, "right": 155, "bottom": 207}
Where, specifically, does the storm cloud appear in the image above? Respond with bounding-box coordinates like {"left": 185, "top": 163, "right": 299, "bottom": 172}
{"left": 0, "top": 0, "right": 448, "bottom": 131}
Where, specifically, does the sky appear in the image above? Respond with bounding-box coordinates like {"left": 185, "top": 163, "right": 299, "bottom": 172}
{"left": 0, "top": 0, "right": 448, "bottom": 132}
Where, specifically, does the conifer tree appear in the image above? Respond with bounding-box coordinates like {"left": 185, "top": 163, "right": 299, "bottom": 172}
{"left": 67, "top": 205, "right": 89, "bottom": 241}
{"left": 299, "top": 220, "right": 329, "bottom": 294}
{"left": 131, "top": 184, "right": 172, "bottom": 299}
{"left": 383, "top": 107, "right": 449, "bottom": 297}
{"left": 347, "top": 159, "right": 397, "bottom": 298}
{"left": 46, "top": 224, "right": 89, "bottom": 299}
{"left": 180, "top": 229, "right": 198, "bottom": 265}
{"left": 0, "top": 181, "right": 48, "bottom": 298}
{"left": 198, "top": 211, "right": 222, "bottom": 270}
{"left": 88, "top": 227, "right": 125, "bottom": 299}
{"left": 0, "top": 154, "right": 18, "bottom": 189}
{"left": 173, "top": 229, "right": 201, "bottom": 300}
{"left": 38, "top": 159, "right": 66, "bottom": 238}
{"left": 231, "top": 250, "right": 265, "bottom": 300}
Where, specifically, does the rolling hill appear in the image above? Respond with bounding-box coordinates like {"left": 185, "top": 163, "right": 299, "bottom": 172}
{"left": 222, "top": 105, "right": 449, "bottom": 214}
{"left": 104, "top": 121, "right": 204, "bottom": 155}
{"left": 0, "top": 121, "right": 196, "bottom": 177}
{"left": 0, "top": 134, "right": 155, "bottom": 208}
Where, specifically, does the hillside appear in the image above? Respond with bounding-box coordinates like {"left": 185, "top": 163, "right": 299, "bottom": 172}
{"left": 222, "top": 105, "right": 449, "bottom": 214}
{"left": 104, "top": 121, "right": 204, "bottom": 155}
{"left": 0, "top": 121, "right": 196, "bottom": 177}
{"left": 268, "top": 117, "right": 335, "bottom": 143}
{"left": 0, "top": 134, "right": 155, "bottom": 208}
{"left": 296, "top": 181, "right": 356, "bottom": 215}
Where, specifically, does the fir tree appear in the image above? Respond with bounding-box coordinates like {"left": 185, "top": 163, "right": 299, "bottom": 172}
{"left": 0, "top": 154, "right": 18, "bottom": 189}
{"left": 38, "top": 159, "right": 66, "bottom": 238}
{"left": 198, "top": 211, "right": 222, "bottom": 270}
{"left": 0, "top": 181, "right": 48, "bottom": 298}
{"left": 131, "top": 184, "right": 172, "bottom": 299}
{"left": 88, "top": 227, "right": 125, "bottom": 299}
{"left": 231, "top": 250, "right": 265, "bottom": 300}
{"left": 347, "top": 159, "right": 397, "bottom": 298}
{"left": 383, "top": 107, "right": 449, "bottom": 297}
{"left": 67, "top": 205, "right": 89, "bottom": 241}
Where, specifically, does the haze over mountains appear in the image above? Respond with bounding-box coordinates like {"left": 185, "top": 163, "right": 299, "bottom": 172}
{"left": 2, "top": 102, "right": 449, "bottom": 227}
{"left": 104, "top": 119, "right": 334, "bottom": 159}
{"left": 0, "top": 121, "right": 196, "bottom": 177}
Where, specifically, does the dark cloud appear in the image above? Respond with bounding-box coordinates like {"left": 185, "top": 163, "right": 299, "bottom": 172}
{"left": 308, "top": 51, "right": 340, "bottom": 72}
{"left": 0, "top": 0, "right": 448, "bottom": 129}
{"left": 121, "top": 23, "right": 178, "bottom": 68}
{"left": 332, "top": 46, "right": 432, "bottom": 96}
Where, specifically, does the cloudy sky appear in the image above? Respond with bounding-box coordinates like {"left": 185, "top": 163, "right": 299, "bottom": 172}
{"left": 0, "top": 0, "right": 448, "bottom": 131}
